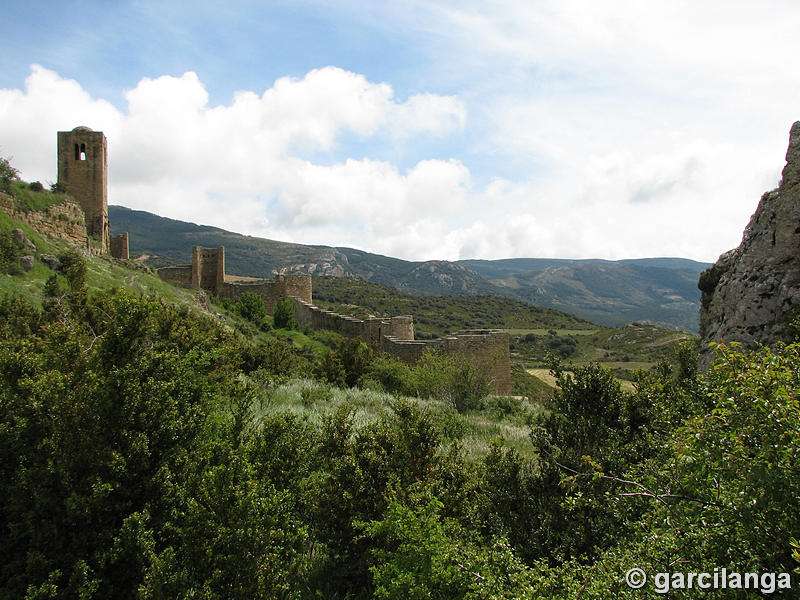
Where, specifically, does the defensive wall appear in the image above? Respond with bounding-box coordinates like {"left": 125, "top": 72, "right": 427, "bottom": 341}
{"left": 0, "top": 192, "right": 88, "bottom": 248}
{"left": 157, "top": 246, "right": 313, "bottom": 310}
{"left": 158, "top": 245, "right": 512, "bottom": 395}
{"left": 293, "top": 297, "right": 511, "bottom": 394}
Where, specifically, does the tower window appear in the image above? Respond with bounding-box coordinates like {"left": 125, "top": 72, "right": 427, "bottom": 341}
{"left": 80, "top": 143, "right": 86, "bottom": 160}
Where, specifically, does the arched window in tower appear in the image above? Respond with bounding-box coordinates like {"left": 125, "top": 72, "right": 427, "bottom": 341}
{"left": 80, "top": 143, "right": 87, "bottom": 161}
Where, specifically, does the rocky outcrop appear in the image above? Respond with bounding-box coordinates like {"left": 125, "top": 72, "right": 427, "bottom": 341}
{"left": 699, "top": 121, "right": 800, "bottom": 366}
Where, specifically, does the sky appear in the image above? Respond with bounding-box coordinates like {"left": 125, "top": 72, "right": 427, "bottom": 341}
{"left": 2, "top": 1, "right": 800, "bottom": 263}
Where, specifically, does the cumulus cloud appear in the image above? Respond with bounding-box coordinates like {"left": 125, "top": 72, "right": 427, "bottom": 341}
{"left": 2, "top": 0, "right": 799, "bottom": 269}
{"left": 0, "top": 64, "right": 474, "bottom": 260}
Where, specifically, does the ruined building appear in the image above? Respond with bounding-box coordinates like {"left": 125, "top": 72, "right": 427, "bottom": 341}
{"left": 698, "top": 121, "right": 800, "bottom": 367}
{"left": 159, "top": 246, "right": 512, "bottom": 394}
{"left": 56, "top": 126, "right": 128, "bottom": 257}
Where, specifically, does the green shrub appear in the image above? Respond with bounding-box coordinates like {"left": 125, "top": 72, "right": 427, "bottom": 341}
{"left": 236, "top": 291, "right": 267, "bottom": 324}
{"left": 273, "top": 297, "right": 296, "bottom": 329}
{"left": 57, "top": 248, "right": 87, "bottom": 291}
{"left": 410, "top": 350, "right": 490, "bottom": 412}
{"left": 0, "top": 228, "right": 22, "bottom": 275}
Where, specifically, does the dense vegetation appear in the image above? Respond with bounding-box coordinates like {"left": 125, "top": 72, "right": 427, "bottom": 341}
{"left": 311, "top": 275, "right": 592, "bottom": 338}
{"left": 1, "top": 244, "right": 798, "bottom": 598}
{"left": 0, "top": 166, "right": 794, "bottom": 597}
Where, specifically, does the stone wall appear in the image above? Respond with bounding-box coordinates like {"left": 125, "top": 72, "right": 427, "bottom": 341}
{"left": 293, "top": 297, "right": 511, "bottom": 394}
{"left": 218, "top": 274, "right": 313, "bottom": 311}
{"left": 156, "top": 244, "right": 511, "bottom": 394}
{"left": 157, "top": 265, "right": 193, "bottom": 288}
{"left": 0, "top": 192, "right": 88, "bottom": 247}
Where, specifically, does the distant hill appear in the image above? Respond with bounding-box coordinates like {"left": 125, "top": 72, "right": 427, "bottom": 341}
{"left": 110, "top": 205, "right": 710, "bottom": 331}
{"left": 459, "top": 257, "right": 710, "bottom": 332}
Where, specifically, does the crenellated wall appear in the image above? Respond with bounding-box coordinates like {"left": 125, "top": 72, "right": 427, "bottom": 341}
{"left": 157, "top": 245, "right": 511, "bottom": 395}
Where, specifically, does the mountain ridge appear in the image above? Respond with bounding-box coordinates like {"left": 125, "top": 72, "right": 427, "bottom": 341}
{"left": 110, "top": 205, "right": 709, "bottom": 331}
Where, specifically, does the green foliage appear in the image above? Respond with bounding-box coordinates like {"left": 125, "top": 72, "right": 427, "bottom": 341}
{"left": 7, "top": 179, "right": 68, "bottom": 213}
{"left": 0, "top": 228, "right": 22, "bottom": 275}
{"left": 365, "top": 492, "right": 538, "bottom": 600}
{"left": 43, "top": 273, "right": 64, "bottom": 298}
{"left": 409, "top": 350, "right": 491, "bottom": 412}
{"left": 272, "top": 297, "right": 296, "bottom": 330}
{"left": 0, "top": 237, "right": 796, "bottom": 599}
{"left": 57, "top": 248, "right": 87, "bottom": 292}
{"left": 0, "top": 156, "right": 19, "bottom": 192}
{"left": 668, "top": 342, "right": 800, "bottom": 574}
{"left": 235, "top": 291, "right": 267, "bottom": 325}
{"left": 316, "top": 337, "right": 373, "bottom": 388}
{"left": 312, "top": 275, "right": 592, "bottom": 339}
{"left": 0, "top": 291, "right": 315, "bottom": 598}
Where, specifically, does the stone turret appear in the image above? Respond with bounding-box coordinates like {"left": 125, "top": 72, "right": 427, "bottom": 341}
{"left": 698, "top": 121, "right": 800, "bottom": 367}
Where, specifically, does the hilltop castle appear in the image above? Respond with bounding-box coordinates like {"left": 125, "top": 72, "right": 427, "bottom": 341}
{"left": 1, "top": 127, "right": 511, "bottom": 395}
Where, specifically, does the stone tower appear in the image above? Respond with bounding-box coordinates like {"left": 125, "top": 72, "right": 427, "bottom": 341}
{"left": 57, "top": 126, "right": 109, "bottom": 252}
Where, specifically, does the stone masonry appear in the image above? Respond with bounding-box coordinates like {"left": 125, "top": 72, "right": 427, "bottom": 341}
{"left": 57, "top": 126, "right": 109, "bottom": 253}
{"left": 0, "top": 192, "right": 88, "bottom": 247}
{"left": 159, "top": 245, "right": 512, "bottom": 395}
{"left": 698, "top": 121, "right": 800, "bottom": 367}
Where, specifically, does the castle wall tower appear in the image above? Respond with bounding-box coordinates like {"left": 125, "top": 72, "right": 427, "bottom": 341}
{"left": 57, "top": 126, "right": 108, "bottom": 252}
{"left": 192, "top": 246, "right": 225, "bottom": 296}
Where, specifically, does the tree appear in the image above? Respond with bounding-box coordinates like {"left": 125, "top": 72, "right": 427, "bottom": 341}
{"left": 236, "top": 291, "right": 267, "bottom": 325}
{"left": 0, "top": 156, "right": 19, "bottom": 192}
{"left": 272, "top": 297, "right": 296, "bottom": 330}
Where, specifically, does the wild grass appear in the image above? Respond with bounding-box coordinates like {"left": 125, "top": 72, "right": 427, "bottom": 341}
{"left": 246, "top": 375, "right": 541, "bottom": 460}
{"left": 8, "top": 180, "right": 69, "bottom": 213}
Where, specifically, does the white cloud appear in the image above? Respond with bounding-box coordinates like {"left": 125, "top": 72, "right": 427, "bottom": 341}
{"left": 3, "top": 0, "right": 800, "bottom": 269}
{"left": 0, "top": 64, "right": 471, "bottom": 260}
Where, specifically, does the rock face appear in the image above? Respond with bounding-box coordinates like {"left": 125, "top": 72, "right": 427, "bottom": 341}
{"left": 699, "top": 121, "right": 800, "bottom": 366}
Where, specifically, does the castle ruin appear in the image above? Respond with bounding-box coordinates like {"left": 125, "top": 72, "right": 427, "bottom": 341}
{"left": 56, "top": 126, "right": 128, "bottom": 257}
{"left": 158, "top": 246, "right": 512, "bottom": 395}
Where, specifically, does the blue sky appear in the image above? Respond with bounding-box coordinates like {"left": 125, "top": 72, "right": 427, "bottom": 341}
{"left": 3, "top": 1, "right": 800, "bottom": 262}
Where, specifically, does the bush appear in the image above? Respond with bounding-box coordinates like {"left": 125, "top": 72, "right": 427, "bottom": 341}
{"left": 0, "top": 229, "right": 22, "bottom": 275}
{"left": 57, "top": 248, "right": 87, "bottom": 291}
{"left": 410, "top": 350, "right": 490, "bottom": 412}
{"left": 273, "top": 297, "right": 296, "bottom": 329}
{"left": 315, "top": 338, "right": 372, "bottom": 388}
{"left": 236, "top": 291, "right": 267, "bottom": 325}
{"left": 0, "top": 156, "right": 19, "bottom": 192}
